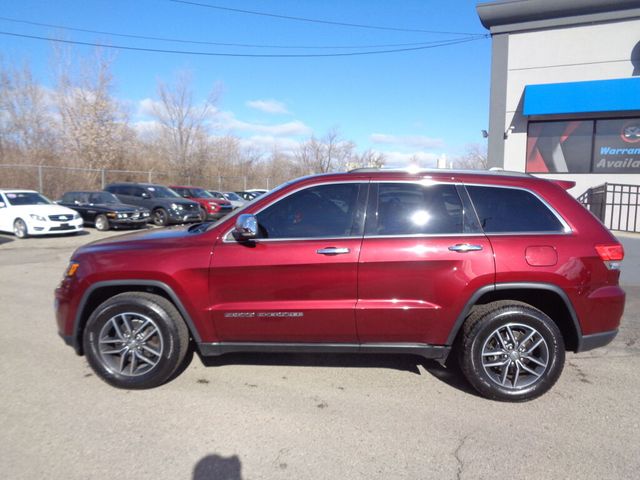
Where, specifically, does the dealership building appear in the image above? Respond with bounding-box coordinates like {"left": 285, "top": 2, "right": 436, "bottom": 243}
{"left": 477, "top": 0, "right": 640, "bottom": 230}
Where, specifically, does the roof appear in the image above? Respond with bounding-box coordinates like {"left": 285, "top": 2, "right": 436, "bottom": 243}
{"left": 477, "top": 0, "right": 640, "bottom": 31}
{"left": 0, "top": 189, "right": 38, "bottom": 193}
{"left": 347, "top": 167, "right": 531, "bottom": 178}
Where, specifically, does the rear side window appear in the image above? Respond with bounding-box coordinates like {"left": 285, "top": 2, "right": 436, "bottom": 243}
{"left": 466, "top": 185, "right": 565, "bottom": 233}
{"left": 373, "top": 183, "right": 464, "bottom": 235}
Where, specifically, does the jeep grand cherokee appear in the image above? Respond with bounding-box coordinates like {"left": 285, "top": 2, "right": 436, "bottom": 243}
{"left": 55, "top": 169, "right": 625, "bottom": 401}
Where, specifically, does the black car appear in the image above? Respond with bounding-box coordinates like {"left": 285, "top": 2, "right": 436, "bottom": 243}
{"left": 59, "top": 191, "right": 151, "bottom": 231}
{"left": 104, "top": 183, "right": 201, "bottom": 226}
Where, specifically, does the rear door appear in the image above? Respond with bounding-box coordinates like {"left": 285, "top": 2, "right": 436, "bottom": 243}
{"left": 356, "top": 181, "right": 495, "bottom": 345}
{"left": 209, "top": 181, "right": 368, "bottom": 342}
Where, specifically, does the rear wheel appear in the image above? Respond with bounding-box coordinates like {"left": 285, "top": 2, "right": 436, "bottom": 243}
{"left": 94, "top": 214, "right": 110, "bottom": 231}
{"left": 459, "top": 301, "right": 565, "bottom": 402}
{"left": 13, "top": 218, "right": 28, "bottom": 239}
{"left": 83, "top": 292, "right": 190, "bottom": 389}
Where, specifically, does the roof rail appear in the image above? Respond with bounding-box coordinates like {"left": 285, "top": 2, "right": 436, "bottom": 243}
{"left": 347, "top": 167, "right": 532, "bottom": 177}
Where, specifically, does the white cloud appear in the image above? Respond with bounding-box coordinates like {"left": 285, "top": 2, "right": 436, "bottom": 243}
{"left": 379, "top": 150, "right": 440, "bottom": 168}
{"left": 238, "top": 135, "right": 301, "bottom": 153}
{"left": 132, "top": 120, "right": 161, "bottom": 136}
{"left": 370, "top": 133, "right": 444, "bottom": 150}
{"left": 217, "top": 111, "right": 311, "bottom": 137}
{"left": 246, "top": 99, "right": 290, "bottom": 115}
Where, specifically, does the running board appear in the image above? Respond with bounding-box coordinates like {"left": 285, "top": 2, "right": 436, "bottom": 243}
{"left": 198, "top": 342, "right": 451, "bottom": 362}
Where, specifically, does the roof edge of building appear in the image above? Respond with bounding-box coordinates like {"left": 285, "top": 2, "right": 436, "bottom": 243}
{"left": 477, "top": 0, "right": 640, "bottom": 30}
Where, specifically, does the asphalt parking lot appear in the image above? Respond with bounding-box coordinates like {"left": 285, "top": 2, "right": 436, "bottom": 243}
{"left": 1, "top": 229, "right": 639, "bottom": 480}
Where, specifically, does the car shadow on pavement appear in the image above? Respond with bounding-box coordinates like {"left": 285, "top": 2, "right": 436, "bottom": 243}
{"left": 193, "top": 454, "right": 243, "bottom": 480}
{"left": 198, "top": 352, "right": 479, "bottom": 397}
{"left": 0, "top": 233, "right": 14, "bottom": 245}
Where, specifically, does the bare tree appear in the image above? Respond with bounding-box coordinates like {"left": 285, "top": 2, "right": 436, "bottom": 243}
{"left": 0, "top": 60, "right": 56, "bottom": 163}
{"left": 346, "top": 149, "right": 386, "bottom": 171}
{"left": 295, "top": 128, "right": 355, "bottom": 174}
{"left": 452, "top": 143, "right": 489, "bottom": 170}
{"left": 54, "top": 48, "right": 133, "bottom": 170}
{"left": 151, "top": 72, "right": 220, "bottom": 177}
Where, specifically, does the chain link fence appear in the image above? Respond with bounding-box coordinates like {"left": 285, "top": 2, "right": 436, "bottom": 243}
{"left": 0, "top": 164, "right": 274, "bottom": 200}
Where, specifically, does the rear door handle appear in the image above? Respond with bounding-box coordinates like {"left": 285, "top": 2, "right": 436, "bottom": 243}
{"left": 448, "top": 244, "right": 483, "bottom": 253}
{"left": 316, "top": 247, "right": 350, "bottom": 255}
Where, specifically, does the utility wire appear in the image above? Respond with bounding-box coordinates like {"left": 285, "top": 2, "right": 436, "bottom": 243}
{"left": 0, "top": 16, "right": 479, "bottom": 49}
{"left": 169, "top": 0, "right": 486, "bottom": 36}
{"left": 0, "top": 30, "right": 486, "bottom": 57}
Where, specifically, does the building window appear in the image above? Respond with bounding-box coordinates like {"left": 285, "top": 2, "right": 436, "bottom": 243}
{"left": 526, "top": 120, "right": 593, "bottom": 173}
{"left": 527, "top": 118, "right": 640, "bottom": 174}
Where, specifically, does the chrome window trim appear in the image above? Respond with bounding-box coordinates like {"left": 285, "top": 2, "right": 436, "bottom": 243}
{"left": 463, "top": 182, "right": 573, "bottom": 235}
{"left": 222, "top": 180, "right": 369, "bottom": 243}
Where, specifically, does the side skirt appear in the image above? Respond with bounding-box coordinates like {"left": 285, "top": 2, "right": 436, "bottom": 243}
{"left": 198, "top": 342, "right": 451, "bottom": 363}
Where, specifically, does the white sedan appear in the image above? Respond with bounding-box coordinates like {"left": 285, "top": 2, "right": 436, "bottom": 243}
{"left": 0, "top": 189, "right": 84, "bottom": 238}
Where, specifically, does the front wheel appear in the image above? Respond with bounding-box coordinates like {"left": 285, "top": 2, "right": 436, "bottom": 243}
{"left": 83, "top": 292, "right": 190, "bottom": 389}
{"left": 94, "top": 214, "right": 110, "bottom": 231}
{"left": 13, "top": 218, "right": 28, "bottom": 239}
{"left": 459, "top": 301, "right": 565, "bottom": 402}
{"left": 152, "top": 208, "right": 169, "bottom": 227}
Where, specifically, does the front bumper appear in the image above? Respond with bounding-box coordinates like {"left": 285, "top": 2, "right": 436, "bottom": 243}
{"left": 167, "top": 209, "right": 201, "bottom": 224}
{"left": 29, "top": 217, "right": 84, "bottom": 235}
{"left": 110, "top": 217, "right": 150, "bottom": 228}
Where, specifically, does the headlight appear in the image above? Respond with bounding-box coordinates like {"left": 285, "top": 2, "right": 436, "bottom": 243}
{"left": 142, "top": 212, "right": 150, "bottom": 217}
{"left": 73, "top": 213, "right": 81, "bottom": 220}
{"left": 170, "top": 203, "right": 183, "bottom": 210}
{"left": 118, "top": 213, "right": 127, "bottom": 219}
{"left": 30, "top": 214, "right": 46, "bottom": 222}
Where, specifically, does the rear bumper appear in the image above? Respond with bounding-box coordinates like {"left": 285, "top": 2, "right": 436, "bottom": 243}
{"left": 578, "top": 329, "right": 618, "bottom": 352}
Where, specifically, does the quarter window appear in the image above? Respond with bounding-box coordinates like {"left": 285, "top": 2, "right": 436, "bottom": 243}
{"left": 256, "top": 183, "right": 363, "bottom": 239}
{"left": 373, "top": 183, "right": 464, "bottom": 235}
{"left": 466, "top": 186, "right": 565, "bottom": 233}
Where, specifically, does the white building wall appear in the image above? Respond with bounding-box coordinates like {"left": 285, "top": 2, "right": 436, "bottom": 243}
{"left": 502, "top": 19, "right": 640, "bottom": 197}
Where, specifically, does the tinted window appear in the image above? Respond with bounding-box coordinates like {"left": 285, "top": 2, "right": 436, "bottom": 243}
{"left": 4, "top": 192, "right": 52, "bottom": 206}
{"left": 256, "top": 183, "right": 363, "bottom": 239}
{"left": 89, "top": 192, "right": 119, "bottom": 204}
{"left": 61, "top": 192, "right": 80, "bottom": 204}
{"left": 466, "top": 186, "right": 565, "bottom": 233}
{"left": 374, "top": 183, "right": 463, "bottom": 235}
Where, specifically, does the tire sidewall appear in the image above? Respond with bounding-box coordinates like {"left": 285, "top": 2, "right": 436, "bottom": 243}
{"left": 152, "top": 208, "right": 168, "bottom": 226}
{"left": 83, "top": 296, "right": 180, "bottom": 389}
{"left": 465, "top": 307, "right": 565, "bottom": 401}
{"left": 13, "top": 218, "right": 28, "bottom": 238}
{"left": 95, "top": 214, "right": 109, "bottom": 231}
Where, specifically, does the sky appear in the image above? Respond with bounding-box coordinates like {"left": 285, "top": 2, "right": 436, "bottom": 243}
{"left": 0, "top": 0, "right": 492, "bottom": 167}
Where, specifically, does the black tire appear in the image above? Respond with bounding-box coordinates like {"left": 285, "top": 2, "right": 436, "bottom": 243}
{"left": 459, "top": 300, "right": 565, "bottom": 402}
{"left": 13, "top": 218, "right": 28, "bottom": 239}
{"left": 199, "top": 207, "right": 208, "bottom": 222}
{"left": 152, "top": 208, "right": 169, "bottom": 227}
{"left": 94, "top": 214, "right": 110, "bottom": 231}
{"left": 83, "top": 292, "right": 190, "bottom": 389}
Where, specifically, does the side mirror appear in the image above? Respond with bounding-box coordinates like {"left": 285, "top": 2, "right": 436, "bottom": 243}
{"left": 233, "top": 214, "right": 258, "bottom": 240}
{"left": 141, "top": 192, "right": 151, "bottom": 199}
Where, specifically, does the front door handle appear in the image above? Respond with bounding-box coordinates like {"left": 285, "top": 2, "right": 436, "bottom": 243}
{"left": 448, "top": 244, "right": 483, "bottom": 253}
{"left": 316, "top": 247, "right": 350, "bottom": 255}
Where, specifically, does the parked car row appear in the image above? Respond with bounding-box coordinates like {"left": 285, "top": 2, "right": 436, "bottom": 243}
{"left": 0, "top": 182, "right": 269, "bottom": 238}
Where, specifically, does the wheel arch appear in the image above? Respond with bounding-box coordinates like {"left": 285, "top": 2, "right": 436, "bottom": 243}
{"left": 448, "top": 283, "right": 582, "bottom": 352}
{"left": 72, "top": 280, "right": 201, "bottom": 355}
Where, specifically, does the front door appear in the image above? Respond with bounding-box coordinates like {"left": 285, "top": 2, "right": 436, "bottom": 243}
{"left": 210, "top": 182, "right": 367, "bottom": 343}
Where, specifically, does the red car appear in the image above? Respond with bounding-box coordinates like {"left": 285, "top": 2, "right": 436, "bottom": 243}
{"left": 170, "top": 185, "right": 233, "bottom": 220}
{"left": 56, "top": 169, "right": 625, "bottom": 401}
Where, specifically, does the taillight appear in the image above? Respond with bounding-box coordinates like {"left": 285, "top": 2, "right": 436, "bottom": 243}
{"left": 595, "top": 244, "right": 624, "bottom": 270}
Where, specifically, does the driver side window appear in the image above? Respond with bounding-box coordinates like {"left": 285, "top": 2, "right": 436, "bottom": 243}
{"left": 256, "top": 183, "right": 364, "bottom": 239}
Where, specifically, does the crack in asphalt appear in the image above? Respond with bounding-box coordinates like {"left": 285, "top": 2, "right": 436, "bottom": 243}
{"left": 453, "top": 435, "right": 470, "bottom": 480}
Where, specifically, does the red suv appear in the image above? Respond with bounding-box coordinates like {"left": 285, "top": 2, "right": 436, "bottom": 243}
{"left": 170, "top": 185, "right": 233, "bottom": 220}
{"left": 55, "top": 169, "right": 625, "bottom": 401}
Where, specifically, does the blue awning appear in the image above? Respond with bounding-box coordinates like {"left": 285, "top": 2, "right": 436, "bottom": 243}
{"left": 523, "top": 77, "right": 640, "bottom": 116}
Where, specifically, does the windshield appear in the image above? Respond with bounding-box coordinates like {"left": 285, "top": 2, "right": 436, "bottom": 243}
{"left": 224, "top": 192, "right": 242, "bottom": 201}
{"left": 89, "top": 192, "right": 119, "bottom": 204}
{"left": 147, "top": 186, "right": 181, "bottom": 198}
{"left": 190, "top": 188, "right": 215, "bottom": 198}
{"left": 4, "top": 192, "right": 52, "bottom": 206}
